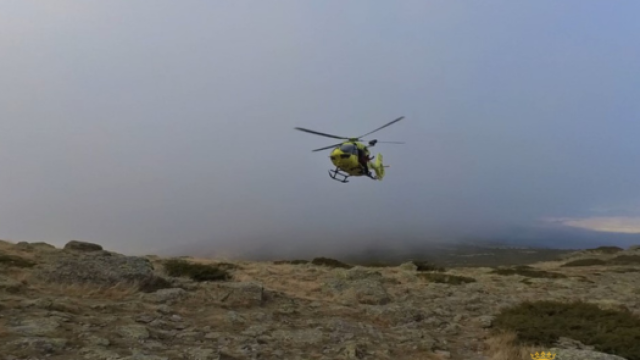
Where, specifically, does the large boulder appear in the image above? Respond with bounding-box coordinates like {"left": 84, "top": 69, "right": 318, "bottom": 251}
{"left": 63, "top": 240, "right": 103, "bottom": 252}
{"left": 34, "top": 250, "right": 157, "bottom": 288}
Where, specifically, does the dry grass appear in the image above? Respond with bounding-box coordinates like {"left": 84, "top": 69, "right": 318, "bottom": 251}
{"left": 30, "top": 280, "right": 140, "bottom": 300}
{"left": 0, "top": 320, "right": 9, "bottom": 339}
{"left": 418, "top": 272, "right": 476, "bottom": 284}
{"left": 231, "top": 261, "right": 329, "bottom": 301}
{"left": 484, "top": 332, "right": 540, "bottom": 360}
{"left": 490, "top": 266, "right": 567, "bottom": 279}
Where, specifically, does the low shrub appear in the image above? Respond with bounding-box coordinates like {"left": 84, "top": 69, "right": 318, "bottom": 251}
{"left": 0, "top": 254, "right": 36, "bottom": 268}
{"left": 608, "top": 255, "right": 640, "bottom": 265}
{"left": 609, "top": 268, "right": 640, "bottom": 273}
{"left": 163, "top": 259, "right": 231, "bottom": 282}
{"left": 215, "top": 262, "right": 240, "bottom": 270}
{"left": 418, "top": 273, "right": 475, "bottom": 285}
{"left": 412, "top": 260, "right": 446, "bottom": 272}
{"left": 137, "top": 275, "right": 174, "bottom": 293}
{"left": 585, "top": 246, "right": 624, "bottom": 254}
{"left": 492, "top": 299, "right": 640, "bottom": 360}
{"left": 273, "top": 260, "right": 309, "bottom": 265}
{"left": 490, "top": 267, "right": 566, "bottom": 279}
{"left": 561, "top": 258, "right": 607, "bottom": 267}
{"left": 311, "top": 257, "right": 353, "bottom": 269}
{"left": 359, "top": 261, "right": 396, "bottom": 268}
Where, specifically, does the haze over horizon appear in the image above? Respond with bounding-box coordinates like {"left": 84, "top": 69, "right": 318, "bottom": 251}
{"left": 1, "top": 1, "right": 639, "bottom": 257}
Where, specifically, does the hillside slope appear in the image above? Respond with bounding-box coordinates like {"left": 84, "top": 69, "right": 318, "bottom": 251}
{"left": 1, "top": 240, "right": 639, "bottom": 360}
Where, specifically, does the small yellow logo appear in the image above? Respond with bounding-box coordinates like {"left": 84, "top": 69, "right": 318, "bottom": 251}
{"left": 531, "top": 352, "right": 556, "bottom": 360}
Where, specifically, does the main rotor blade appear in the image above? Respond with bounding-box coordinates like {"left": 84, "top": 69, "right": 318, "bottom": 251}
{"left": 358, "top": 116, "right": 405, "bottom": 138}
{"left": 294, "top": 127, "right": 348, "bottom": 140}
{"left": 375, "top": 141, "right": 405, "bottom": 144}
{"left": 312, "top": 143, "right": 343, "bottom": 152}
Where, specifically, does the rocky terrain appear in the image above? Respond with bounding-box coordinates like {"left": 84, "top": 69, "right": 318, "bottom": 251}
{"left": 1, "top": 240, "right": 639, "bottom": 360}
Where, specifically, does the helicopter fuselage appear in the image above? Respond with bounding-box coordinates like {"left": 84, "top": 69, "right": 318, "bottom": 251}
{"left": 328, "top": 141, "right": 370, "bottom": 176}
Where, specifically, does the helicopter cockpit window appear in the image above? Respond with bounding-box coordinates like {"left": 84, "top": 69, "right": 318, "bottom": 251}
{"left": 339, "top": 144, "right": 357, "bottom": 155}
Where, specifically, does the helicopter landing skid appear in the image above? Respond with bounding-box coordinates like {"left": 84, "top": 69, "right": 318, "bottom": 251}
{"left": 328, "top": 168, "right": 350, "bottom": 183}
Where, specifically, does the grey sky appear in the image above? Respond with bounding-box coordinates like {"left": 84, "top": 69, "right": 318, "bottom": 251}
{"left": 1, "top": 1, "right": 639, "bottom": 256}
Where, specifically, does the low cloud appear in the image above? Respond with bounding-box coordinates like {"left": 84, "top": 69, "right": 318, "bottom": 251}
{"left": 547, "top": 217, "right": 640, "bottom": 234}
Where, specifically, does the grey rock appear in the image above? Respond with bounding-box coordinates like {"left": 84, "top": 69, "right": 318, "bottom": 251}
{"left": 0, "top": 276, "right": 24, "bottom": 293}
{"left": 82, "top": 335, "right": 111, "bottom": 347}
{"left": 146, "top": 288, "right": 188, "bottom": 304}
{"left": 64, "top": 240, "right": 103, "bottom": 252}
{"left": 116, "top": 325, "right": 150, "bottom": 340}
{"left": 217, "top": 281, "right": 264, "bottom": 307}
{"left": 344, "top": 343, "right": 366, "bottom": 359}
{"left": 325, "top": 269, "right": 391, "bottom": 305}
{"left": 476, "top": 315, "right": 495, "bottom": 328}
{"left": 35, "top": 250, "right": 155, "bottom": 287}
{"left": 80, "top": 348, "right": 123, "bottom": 360}
{"left": 10, "top": 318, "right": 61, "bottom": 336}
{"left": 176, "top": 331, "right": 202, "bottom": 339}
{"left": 135, "top": 314, "right": 157, "bottom": 323}
{"left": 555, "top": 337, "right": 595, "bottom": 350}
{"left": 7, "top": 337, "right": 67, "bottom": 354}
{"left": 272, "top": 328, "right": 324, "bottom": 345}
{"left": 156, "top": 304, "right": 173, "bottom": 314}
{"left": 123, "top": 352, "right": 169, "bottom": 360}
{"left": 549, "top": 348, "right": 628, "bottom": 360}
{"left": 186, "top": 347, "right": 217, "bottom": 360}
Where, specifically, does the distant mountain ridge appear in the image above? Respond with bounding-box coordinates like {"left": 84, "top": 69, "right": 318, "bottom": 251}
{"left": 156, "top": 223, "right": 638, "bottom": 267}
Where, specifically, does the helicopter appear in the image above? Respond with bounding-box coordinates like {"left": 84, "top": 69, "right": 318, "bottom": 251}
{"left": 294, "top": 116, "right": 405, "bottom": 183}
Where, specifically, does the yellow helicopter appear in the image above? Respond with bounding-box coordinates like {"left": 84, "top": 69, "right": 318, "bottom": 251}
{"left": 294, "top": 116, "right": 405, "bottom": 183}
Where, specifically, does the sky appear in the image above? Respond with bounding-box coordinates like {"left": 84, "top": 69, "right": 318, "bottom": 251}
{"left": 1, "top": 1, "right": 639, "bottom": 256}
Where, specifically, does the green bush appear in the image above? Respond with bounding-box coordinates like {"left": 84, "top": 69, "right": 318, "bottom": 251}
{"left": 311, "top": 257, "right": 353, "bottom": 269}
{"left": 273, "top": 259, "right": 309, "bottom": 265}
{"left": 215, "top": 262, "right": 240, "bottom": 270}
{"left": 492, "top": 300, "right": 640, "bottom": 360}
{"left": 585, "top": 246, "right": 624, "bottom": 254}
{"left": 561, "top": 258, "right": 607, "bottom": 267}
{"left": 490, "top": 267, "right": 566, "bottom": 278}
{"left": 412, "top": 260, "right": 446, "bottom": 272}
{"left": 163, "top": 259, "right": 231, "bottom": 282}
{"left": 418, "top": 273, "right": 475, "bottom": 285}
{"left": 359, "top": 261, "right": 396, "bottom": 268}
{"left": 0, "top": 254, "right": 36, "bottom": 268}
{"left": 609, "top": 268, "right": 640, "bottom": 273}
{"left": 137, "top": 275, "right": 175, "bottom": 293}
{"left": 608, "top": 255, "right": 640, "bottom": 265}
